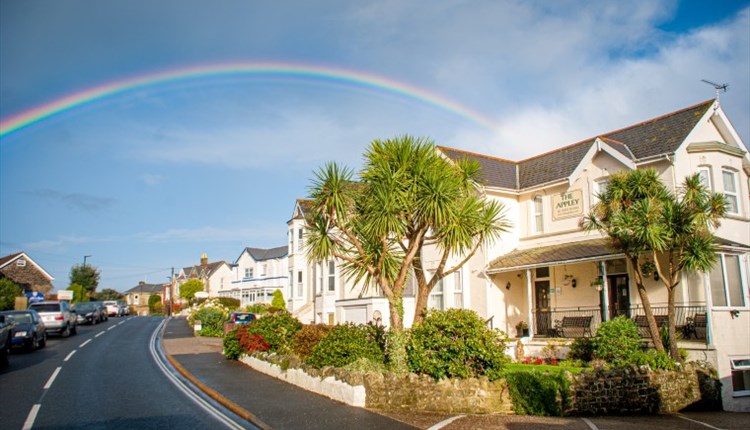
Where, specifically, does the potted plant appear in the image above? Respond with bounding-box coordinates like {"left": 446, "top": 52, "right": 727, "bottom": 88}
{"left": 590, "top": 277, "right": 604, "bottom": 291}
{"left": 515, "top": 320, "right": 529, "bottom": 337}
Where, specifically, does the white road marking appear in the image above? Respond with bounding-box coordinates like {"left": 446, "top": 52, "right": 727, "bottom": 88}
{"left": 107, "top": 325, "right": 116, "bottom": 330}
{"left": 43, "top": 367, "right": 62, "bottom": 389}
{"left": 427, "top": 415, "right": 465, "bottom": 430}
{"left": 22, "top": 404, "right": 41, "bottom": 430}
{"left": 95, "top": 331, "right": 105, "bottom": 337}
{"left": 63, "top": 350, "right": 76, "bottom": 362}
{"left": 582, "top": 417, "right": 599, "bottom": 430}
{"left": 79, "top": 339, "right": 92, "bottom": 348}
{"left": 676, "top": 414, "right": 725, "bottom": 430}
{"left": 118, "top": 321, "right": 125, "bottom": 325}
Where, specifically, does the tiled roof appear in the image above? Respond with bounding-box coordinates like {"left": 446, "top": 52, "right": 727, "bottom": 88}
{"left": 437, "top": 147, "right": 518, "bottom": 189}
{"left": 124, "top": 282, "right": 165, "bottom": 294}
{"left": 246, "top": 246, "right": 288, "bottom": 261}
{"left": 488, "top": 238, "right": 623, "bottom": 272}
{"left": 440, "top": 99, "right": 716, "bottom": 190}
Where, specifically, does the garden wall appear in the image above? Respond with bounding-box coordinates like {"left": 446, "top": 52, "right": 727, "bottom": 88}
{"left": 566, "top": 363, "right": 720, "bottom": 415}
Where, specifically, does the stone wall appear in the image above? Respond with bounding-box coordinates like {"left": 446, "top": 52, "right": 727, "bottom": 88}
{"left": 567, "top": 364, "right": 719, "bottom": 415}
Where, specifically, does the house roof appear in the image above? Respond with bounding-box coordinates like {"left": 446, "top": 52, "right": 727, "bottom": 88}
{"left": 0, "top": 251, "right": 55, "bottom": 281}
{"left": 487, "top": 238, "right": 624, "bottom": 273}
{"left": 124, "top": 282, "right": 165, "bottom": 294}
{"left": 244, "top": 246, "right": 288, "bottom": 261}
{"left": 440, "top": 99, "right": 716, "bottom": 191}
{"left": 181, "top": 261, "right": 230, "bottom": 280}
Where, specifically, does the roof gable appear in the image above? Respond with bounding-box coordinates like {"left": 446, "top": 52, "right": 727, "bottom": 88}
{"left": 243, "top": 246, "right": 288, "bottom": 262}
{"left": 0, "top": 252, "right": 55, "bottom": 281}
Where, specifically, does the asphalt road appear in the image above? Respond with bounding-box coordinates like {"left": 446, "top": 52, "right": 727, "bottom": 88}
{"left": 0, "top": 316, "right": 239, "bottom": 430}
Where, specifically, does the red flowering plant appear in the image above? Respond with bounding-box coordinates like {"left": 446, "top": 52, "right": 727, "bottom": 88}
{"left": 223, "top": 324, "right": 270, "bottom": 360}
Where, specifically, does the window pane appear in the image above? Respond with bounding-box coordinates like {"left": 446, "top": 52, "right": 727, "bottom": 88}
{"left": 536, "top": 267, "right": 550, "bottom": 278}
{"left": 723, "top": 171, "right": 737, "bottom": 193}
{"left": 725, "top": 255, "right": 745, "bottom": 307}
{"left": 698, "top": 169, "right": 711, "bottom": 189}
{"left": 726, "top": 195, "right": 739, "bottom": 214}
{"left": 732, "top": 369, "right": 750, "bottom": 392}
{"left": 709, "top": 262, "right": 727, "bottom": 307}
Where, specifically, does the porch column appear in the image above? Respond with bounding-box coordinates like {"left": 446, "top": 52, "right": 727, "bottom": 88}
{"left": 702, "top": 272, "right": 714, "bottom": 346}
{"left": 600, "top": 261, "right": 610, "bottom": 321}
{"left": 526, "top": 269, "right": 534, "bottom": 338}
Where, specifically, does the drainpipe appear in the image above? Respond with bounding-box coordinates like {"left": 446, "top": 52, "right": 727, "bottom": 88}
{"left": 526, "top": 269, "right": 534, "bottom": 338}
{"left": 600, "top": 261, "right": 610, "bottom": 321}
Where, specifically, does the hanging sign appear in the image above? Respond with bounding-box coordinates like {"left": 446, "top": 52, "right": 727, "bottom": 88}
{"left": 552, "top": 189, "right": 583, "bottom": 220}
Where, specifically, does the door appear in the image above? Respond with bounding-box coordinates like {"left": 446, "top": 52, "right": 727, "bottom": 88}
{"left": 608, "top": 275, "right": 630, "bottom": 319}
{"left": 535, "top": 281, "right": 551, "bottom": 335}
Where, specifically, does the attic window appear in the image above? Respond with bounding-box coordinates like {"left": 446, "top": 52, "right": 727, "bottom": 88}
{"left": 16, "top": 259, "right": 26, "bottom": 267}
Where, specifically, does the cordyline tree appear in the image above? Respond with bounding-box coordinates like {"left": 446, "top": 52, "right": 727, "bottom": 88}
{"left": 306, "top": 136, "right": 508, "bottom": 372}
{"left": 581, "top": 169, "right": 726, "bottom": 360}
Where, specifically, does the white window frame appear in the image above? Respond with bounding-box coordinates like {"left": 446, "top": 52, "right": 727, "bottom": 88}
{"left": 244, "top": 268, "right": 253, "bottom": 279}
{"left": 297, "top": 228, "right": 304, "bottom": 252}
{"left": 593, "top": 179, "right": 610, "bottom": 205}
{"left": 288, "top": 270, "right": 293, "bottom": 299}
{"left": 429, "top": 275, "right": 444, "bottom": 310}
{"left": 722, "top": 169, "right": 740, "bottom": 215}
{"left": 289, "top": 229, "right": 294, "bottom": 255}
{"left": 453, "top": 271, "right": 463, "bottom": 309}
{"left": 532, "top": 195, "right": 544, "bottom": 234}
{"left": 297, "top": 271, "right": 303, "bottom": 297}
{"left": 731, "top": 358, "right": 750, "bottom": 397}
{"left": 318, "top": 262, "right": 324, "bottom": 294}
{"left": 709, "top": 253, "right": 747, "bottom": 309}
{"left": 697, "top": 166, "right": 712, "bottom": 191}
{"left": 327, "top": 260, "right": 336, "bottom": 292}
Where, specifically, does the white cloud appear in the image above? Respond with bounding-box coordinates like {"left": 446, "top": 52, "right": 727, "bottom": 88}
{"left": 141, "top": 173, "right": 164, "bottom": 185}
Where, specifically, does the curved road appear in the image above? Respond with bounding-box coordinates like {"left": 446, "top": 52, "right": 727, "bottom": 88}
{"left": 0, "top": 316, "right": 247, "bottom": 430}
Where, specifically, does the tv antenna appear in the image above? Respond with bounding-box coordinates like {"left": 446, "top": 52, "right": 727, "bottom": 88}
{"left": 701, "top": 79, "right": 728, "bottom": 101}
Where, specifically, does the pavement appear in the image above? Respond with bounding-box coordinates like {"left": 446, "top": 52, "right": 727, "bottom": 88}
{"left": 160, "top": 317, "right": 750, "bottom": 430}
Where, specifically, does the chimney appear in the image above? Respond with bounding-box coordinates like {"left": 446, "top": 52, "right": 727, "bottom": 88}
{"left": 200, "top": 253, "right": 208, "bottom": 265}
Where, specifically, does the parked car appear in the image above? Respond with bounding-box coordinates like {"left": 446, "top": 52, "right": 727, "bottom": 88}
{"left": 0, "top": 310, "right": 46, "bottom": 350}
{"left": 72, "top": 302, "right": 101, "bottom": 325}
{"left": 223, "top": 312, "right": 256, "bottom": 334}
{"left": 117, "top": 301, "right": 129, "bottom": 316}
{"left": 103, "top": 301, "right": 120, "bottom": 317}
{"left": 92, "top": 301, "right": 108, "bottom": 322}
{"left": 0, "top": 314, "right": 11, "bottom": 367}
{"left": 28, "top": 301, "right": 77, "bottom": 337}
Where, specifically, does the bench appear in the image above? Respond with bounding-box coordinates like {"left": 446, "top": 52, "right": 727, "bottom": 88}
{"left": 554, "top": 316, "right": 593, "bottom": 338}
{"left": 633, "top": 315, "right": 668, "bottom": 338}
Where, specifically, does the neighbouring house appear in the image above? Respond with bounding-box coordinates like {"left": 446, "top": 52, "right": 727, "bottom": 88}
{"left": 124, "top": 281, "right": 166, "bottom": 315}
{"left": 0, "top": 252, "right": 54, "bottom": 296}
{"left": 216, "top": 245, "right": 289, "bottom": 308}
{"left": 284, "top": 99, "right": 749, "bottom": 411}
{"left": 175, "top": 254, "right": 233, "bottom": 301}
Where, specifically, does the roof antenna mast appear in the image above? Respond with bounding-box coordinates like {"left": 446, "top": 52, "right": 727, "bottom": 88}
{"left": 701, "top": 79, "right": 728, "bottom": 102}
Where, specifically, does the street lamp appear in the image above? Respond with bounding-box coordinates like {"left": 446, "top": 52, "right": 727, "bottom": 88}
{"left": 83, "top": 255, "right": 92, "bottom": 267}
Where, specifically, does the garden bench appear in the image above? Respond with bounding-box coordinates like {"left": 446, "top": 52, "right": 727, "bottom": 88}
{"left": 553, "top": 315, "right": 593, "bottom": 338}
{"left": 633, "top": 315, "right": 668, "bottom": 337}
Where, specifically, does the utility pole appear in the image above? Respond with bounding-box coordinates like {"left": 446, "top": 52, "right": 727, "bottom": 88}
{"left": 83, "top": 255, "right": 91, "bottom": 267}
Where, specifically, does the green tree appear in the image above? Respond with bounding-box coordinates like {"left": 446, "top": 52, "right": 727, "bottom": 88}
{"left": 148, "top": 294, "right": 162, "bottom": 312}
{"left": 271, "top": 289, "right": 286, "bottom": 309}
{"left": 94, "top": 288, "right": 124, "bottom": 301}
{"left": 67, "top": 283, "right": 89, "bottom": 304}
{"left": 0, "top": 278, "right": 22, "bottom": 311}
{"left": 581, "top": 169, "right": 726, "bottom": 359}
{"left": 69, "top": 264, "right": 101, "bottom": 298}
{"left": 179, "top": 279, "right": 204, "bottom": 303}
{"left": 306, "top": 136, "right": 508, "bottom": 372}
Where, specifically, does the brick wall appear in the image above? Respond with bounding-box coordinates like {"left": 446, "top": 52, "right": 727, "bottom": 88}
{"left": 0, "top": 262, "right": 53, "bottom": 294}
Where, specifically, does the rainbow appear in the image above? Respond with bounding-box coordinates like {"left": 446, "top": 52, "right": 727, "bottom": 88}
{"left": 0, "top": 61, "right": 498, "bottom": 138}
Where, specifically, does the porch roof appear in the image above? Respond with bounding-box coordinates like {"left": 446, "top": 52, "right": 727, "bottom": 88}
{"left": 487, "top": 238, "right": 624, "bottom": 273}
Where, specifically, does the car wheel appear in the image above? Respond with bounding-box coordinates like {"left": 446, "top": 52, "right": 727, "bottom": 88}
{"left": 61, "top": 324, "right": 70, "bottom": 338}
{"left": 29, "top": 334, "right": 39, "bottom": 351}
{"left": 39, "top": 333, "right": 46, "bottom": 348}
{"left": 0, "top": 339, "right": 9, "bottom": 368}
{"left": 70, "top": 324, "right": 77, "bottom": 336}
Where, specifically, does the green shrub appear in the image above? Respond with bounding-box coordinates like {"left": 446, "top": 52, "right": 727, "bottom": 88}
{"left": 504, "top": 368, "right": 570, "bottom": 416}
{"left": 223, "top": 327, "right": 243, "bottom": 360}
{"left": 271, "top": 290, "right": 286, "bottom": 309}
{"left": 592, "top": 316, "right": 641, "bottom": 363}
{"left": 192, "top": 307, "right": 226, "bottom": 337}
{"left": 245, "top": 312, "right": 302, "bottom": 354}
{"left": 305, "top": 323, "right": 384, "bottom": 369}
{"left": 217, "top": 297, "right": 241, "bottom": 311}
{"left": 629, "top": 349, "right": 676, "bottom": 370}
{"left": 407, "top": 308, "right": 509, "bottom": 380}
{"left": 293, "top": 324, "right": 332, "bottom": 360}
{"left": 0, "top": 279, "right": 22, "bottom": 311}
{"left": 245, "top": 303, "right": 269, "bottom": 314}
{"left": 567, "top": 336, "right": 595, "bottom": 362}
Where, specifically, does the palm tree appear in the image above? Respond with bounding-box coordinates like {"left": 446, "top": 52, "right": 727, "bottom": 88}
{"left": 581, "top": 169, "right": 726, "bottom": 359}
{"left": 306, "top": 136, "right": 508, "bottom": 372}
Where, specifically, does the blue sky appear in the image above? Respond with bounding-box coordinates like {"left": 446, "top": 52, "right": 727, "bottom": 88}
{"left": 1, "top": 0, "right": 748, "bottom": 293}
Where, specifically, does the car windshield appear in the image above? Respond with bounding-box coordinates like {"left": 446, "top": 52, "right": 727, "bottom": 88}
{"left": 30, "top": 304, "right": 61, "bottom": 312}
{"left": 74, "top": 303, "right": 94, "bottom": 310}
{"left": 5, "top": 313, "right": 32, "bottom": 324}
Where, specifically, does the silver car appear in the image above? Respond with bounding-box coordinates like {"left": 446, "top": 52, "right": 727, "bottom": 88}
{"left": 28, "top": 301, "right": 77, "bottom": 337}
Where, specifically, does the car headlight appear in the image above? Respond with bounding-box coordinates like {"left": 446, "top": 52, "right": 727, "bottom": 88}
{"left": 15, "top": 331, "right": 28, "bottom": 337}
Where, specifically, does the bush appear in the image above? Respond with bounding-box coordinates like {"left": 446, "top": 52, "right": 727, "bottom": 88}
{"left": 0, "top": 279, "right": 22, "bottom": 311}
{"left": 630, "top": 349, "right": 676, "bottom": 370}
{"left": 293, "top": 324, "right": 332, "bottom": 360}
{"left": 245, "top": 303, "right": 269, "bottom": 314}
{"left": 592, "top": 316, "right": 641, "bottom": 363}
{"left": 223, "top": 325, "right": 271, "bottom": 360}
{"left": 407, "top": 309, "right": 509, "bottom": 380}
{"left": 271, "top": 290, "right": 286, "bottom": 309}
{"left": 567, "top": 336, "right": 595, "bottom": 362}
{"left": 217, "top": 297, "right": 241, "bottom": 311}
{"left": 504, "top": 368, "right": 570, "bottom": 416}
{"left": 305, "top": 323, "right": 384, "bottom": 369}
{"left": 245, "top": 312, "right": 302, "bottom": 354}
{"left": 192, "top": 307, "right": 226, "bottom": 337}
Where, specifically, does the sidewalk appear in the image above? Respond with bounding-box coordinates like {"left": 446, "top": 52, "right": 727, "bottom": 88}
{"left": 161, "top": 317, "right": 417, "bottom": 430}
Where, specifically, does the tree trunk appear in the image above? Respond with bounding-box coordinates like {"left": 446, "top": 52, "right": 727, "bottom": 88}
{"left": 667, "top": 286, "right": 680, "bottom": 361}
{"left": 386, "top": 299, "right": 408, "bottom": 373}
{"left": 412, "top": 284, "right": 430, "bottom": 326}
{"left": 630, "top": 258, "right": 665, "bottom": 353}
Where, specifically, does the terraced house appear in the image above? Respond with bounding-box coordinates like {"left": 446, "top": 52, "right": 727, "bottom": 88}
{"left": 283, "top": 99, "right": 749, "bottom": 411}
